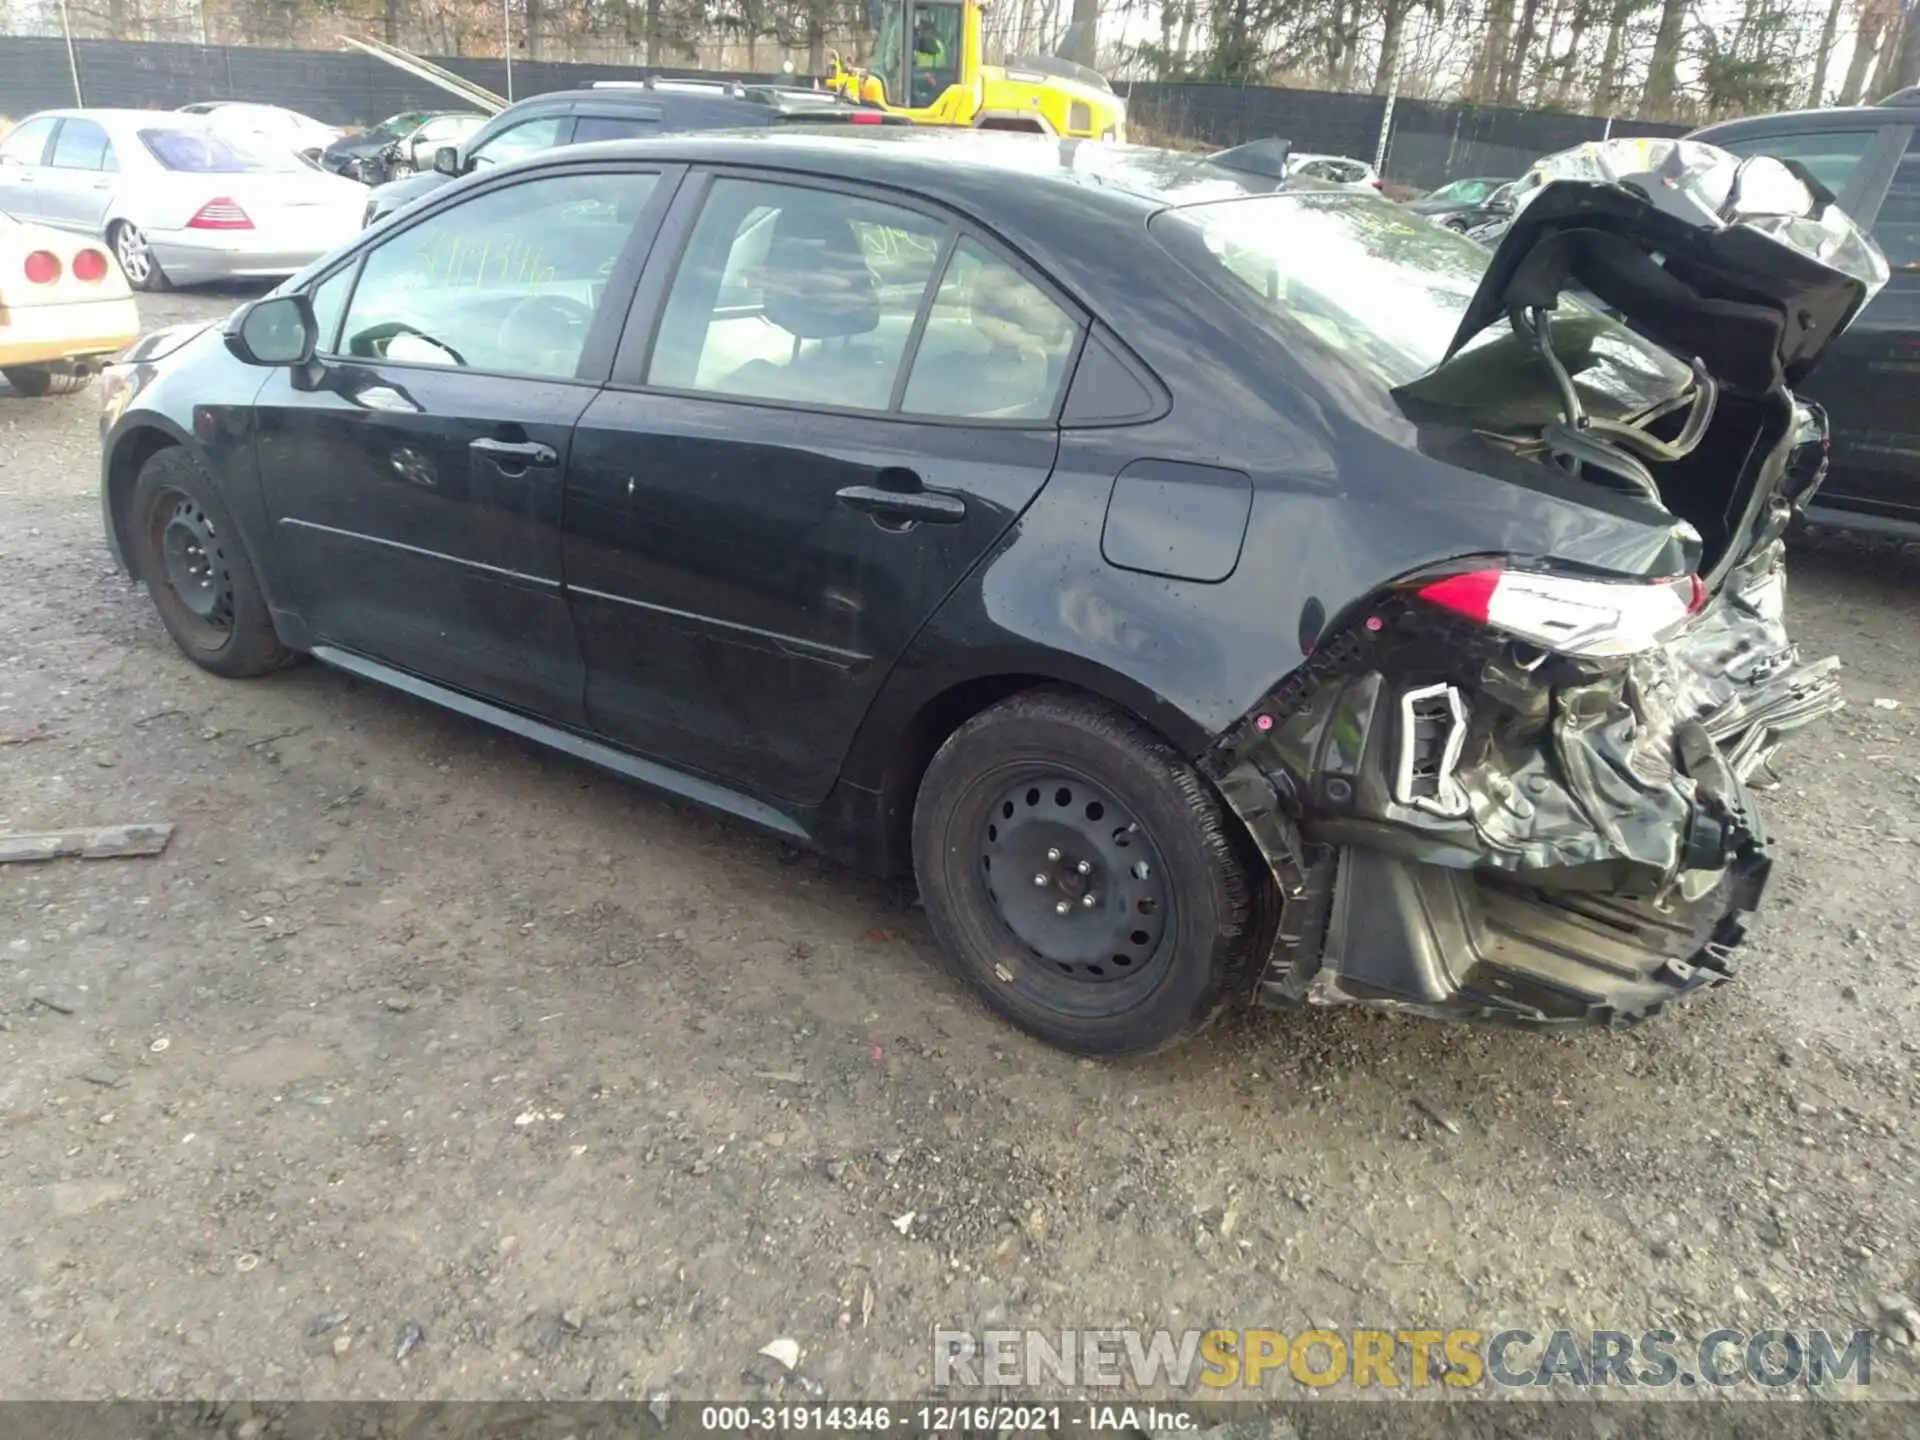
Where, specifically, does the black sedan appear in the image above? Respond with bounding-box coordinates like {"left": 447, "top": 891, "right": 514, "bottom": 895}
{"left": 98, "top": 131, "right": 1874, "bottom": 1054}
{"left": 1404, "top": 175, "right": 1514, "bottom": 224}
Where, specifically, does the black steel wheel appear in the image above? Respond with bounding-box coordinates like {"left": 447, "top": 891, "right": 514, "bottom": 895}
{"left": 914, "top": 689, "right": 1269, "bottom": 1055}
{"left": 127, "top": 447, "right": 297, "bottom": 678}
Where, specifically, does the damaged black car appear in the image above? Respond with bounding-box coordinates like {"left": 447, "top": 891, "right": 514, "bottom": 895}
{"left": 97, "top": 131, "right": 1885, "bottom": 1055}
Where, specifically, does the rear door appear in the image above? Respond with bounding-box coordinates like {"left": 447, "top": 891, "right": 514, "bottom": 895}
{"left": 250, "top": 162, "right": 680, "bottom": 720}
{"left": 0, "top": 116, "right": 59, "bottom": 220}
{"left": 36, "top": 118, "right": 117, "bottom": 233}
{"left": 563, "top": 170, "right": 1079, "bottom": 803}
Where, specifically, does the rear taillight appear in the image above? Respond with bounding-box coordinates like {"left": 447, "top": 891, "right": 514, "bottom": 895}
{"left": 71, "top": 248, "right": 109, "bottom": 282}
{"left": 24, "top": 250, "right": 60, "bottom": 284}
{"left": 188, "top": 198, "right": 253, "bottom": 230}
{"left": 1417, "top": 565, "right": 1703, "bottom": 658}
{"left": 846, "top": 110, "right": 884, "bottom": 124}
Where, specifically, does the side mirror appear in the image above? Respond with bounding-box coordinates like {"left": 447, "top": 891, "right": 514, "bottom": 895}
{"left": 433, "top": 145, "right": 461, "bottom": 177}
{"left": 225, "top": 293, "right": 317, "bottom": 367}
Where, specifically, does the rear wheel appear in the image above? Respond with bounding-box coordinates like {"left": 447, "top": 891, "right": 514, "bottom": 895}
{"left": 1, "top": 365, "right": 92, "bottom": 397}
{"left": 128, "top": 447, "right": 295, "bottom": 677}
{"left": 912, "top": 690, "right": 1266, "bottom": 1055}
{"left": 110, "top": 221, "right": 172, "bottom": 293}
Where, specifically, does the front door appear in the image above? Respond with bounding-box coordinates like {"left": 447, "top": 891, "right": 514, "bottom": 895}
{"left": 251, "top": 164, "right": 674, "bottom": 721}
{"left": 0, "top": 116, "right": 58, "bottom": 220}
{"left": 35, "top": 117, "right": 117, "bottom": 234}
{"left": 564, "top": 173, "right": 1079, "bottom": 804}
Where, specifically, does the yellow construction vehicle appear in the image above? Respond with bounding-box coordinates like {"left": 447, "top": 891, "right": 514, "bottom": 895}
{"left": 826, "top": 0, "right": 1125, "bottom": 141}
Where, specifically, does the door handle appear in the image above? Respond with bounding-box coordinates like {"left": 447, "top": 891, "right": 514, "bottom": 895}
{"left": 835, "top": 483, "right": 966, "bottom": 525}
{"left": 471, "top": 436, "right": 557, "bottom": 468}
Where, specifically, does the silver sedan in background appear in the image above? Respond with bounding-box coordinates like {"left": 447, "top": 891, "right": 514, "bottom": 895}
{"left": 175, "top": 102, "right": 344, "bottom": 164}
{"left": 0, "top": 109, "right": 367, "bottom": 292}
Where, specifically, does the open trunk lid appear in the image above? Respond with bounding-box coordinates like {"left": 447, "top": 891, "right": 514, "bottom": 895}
{"left": 1444, "top": 137, "right": 1889, "bottom": 392}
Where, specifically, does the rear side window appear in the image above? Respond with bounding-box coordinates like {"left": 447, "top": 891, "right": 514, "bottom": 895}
{"left": 647, "top": 178, "right": 947, "bottom": 410}
{"left": 1713, "top": 129, "right": 1879, "bottom": 198}
{"left": 1871, "top": 132, "right": 1920, "bottom": 271}
{"left": 901, "top": 237, "right": 1076, "bottom": 419}
{"left": 50, "top": 119, "right": 111, "bottom": 170}
{"left": 574, "top": 115, "right": 661, "bottom": 143}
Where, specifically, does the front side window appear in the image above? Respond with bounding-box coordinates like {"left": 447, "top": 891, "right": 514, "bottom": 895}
{"left": 1871, "top": 132, "right": 1920, "bottom": 271}
{"left": 648, "top": 178, "right": 946, "bottom": 411}
{"left": 307, "top": 263, "right": 355, "bottom": 355}
{"left": 50, "top": 119, "right": 110, "bottom": 170}
{"left": 0, "top": 117, "right": 57, "bottom": 165}
{"left": 1713, "top": 129, "right": 1879, "bottom": 200}
{"left": 337, "top": 170, "right": 656, "bottom": 379}
{"left": 468, "top": 116, "right": 568, "bottom": 170}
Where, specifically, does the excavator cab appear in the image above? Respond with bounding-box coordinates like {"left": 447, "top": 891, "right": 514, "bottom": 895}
{"left": 827, "top": 0, "right": 1126, "bottom": 140}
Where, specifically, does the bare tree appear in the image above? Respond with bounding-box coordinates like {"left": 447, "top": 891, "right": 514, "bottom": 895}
{"left": 1640, "top": 0, "right": 1689, "bottom": 114}
{"left": 1807, "top": 0, "right": 1847, "bottom": 103}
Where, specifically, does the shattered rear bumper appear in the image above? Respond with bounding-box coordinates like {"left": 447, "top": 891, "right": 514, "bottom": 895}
{"left": 1207, "top": 547, "right": 1833, "bottom": 1029}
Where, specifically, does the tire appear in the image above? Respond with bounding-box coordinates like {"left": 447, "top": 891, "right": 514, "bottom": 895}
{"left": 127, "top": 447, "right": 296, "bottom": 678}
{"left": 110, "top": 220, "right": 172, "bottom": 293}
{"left": 2, "top": 365, "right": 92, "bottom": 397}
{"left": 912, "top": 690, "right": 1267, "bottom": 1056}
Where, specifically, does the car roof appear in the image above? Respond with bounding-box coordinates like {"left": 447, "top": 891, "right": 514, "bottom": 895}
{"left": 528, "top": 128, "right": 1296, "bottom": 224}
{"left": 1689, "top": 102, "right": 1911, "bottom": 139}
{"left": 486, "top": 82, "right": 885, "bottom": 119}
{"left": 26, "top": 108, "right": 217, "bottom": 130}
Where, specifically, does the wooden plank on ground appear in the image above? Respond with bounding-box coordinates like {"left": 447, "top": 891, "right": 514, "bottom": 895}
{"left": 0, "top": 824, "right": 176, "bottom": 863}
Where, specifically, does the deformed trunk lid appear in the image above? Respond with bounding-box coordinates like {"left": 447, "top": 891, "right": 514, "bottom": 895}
{"left": 1444, "top": 138, "right": 1889, "bottom": 393}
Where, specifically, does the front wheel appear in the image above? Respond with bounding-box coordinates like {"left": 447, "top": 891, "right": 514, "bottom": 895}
{"left": 127, "top": 447, "right": 296, "bottom": 677}
{"left": 912, "top": 691, "right": 1268, "bottom": 1055}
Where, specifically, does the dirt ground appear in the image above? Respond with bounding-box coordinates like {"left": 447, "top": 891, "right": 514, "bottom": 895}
{"left": 2, "top": 288, "right": 1919, "bottom": 1419}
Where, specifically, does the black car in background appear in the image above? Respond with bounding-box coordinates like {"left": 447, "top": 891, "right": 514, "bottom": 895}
{"left": 1690, "top": 91, "right": 1920, "bottom": 538}
{"left": 319, "top": 110, "right": 487, "bottom": 185}
{"left": 97, "top": 132, "right": 1867, "bottom": 1054}
{"left": 1405, "top": 175, "right": 1514, "bottom": 224}
{"left": 362, "top": 78, "right": 904, "bottom": 227}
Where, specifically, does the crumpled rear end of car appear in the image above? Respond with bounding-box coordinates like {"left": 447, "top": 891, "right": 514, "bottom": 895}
{"left": 1203, "top": 139, "right": 1886, "bottom": 1028}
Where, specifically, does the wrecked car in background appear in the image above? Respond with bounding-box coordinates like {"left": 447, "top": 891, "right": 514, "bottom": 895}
{"left": 97, "top": 132, "right": 1883, "bottom": 1056}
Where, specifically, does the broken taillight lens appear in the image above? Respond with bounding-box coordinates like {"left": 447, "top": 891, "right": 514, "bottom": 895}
{"left": 1417, "top": 566, "right": 1704, "bottom": 658}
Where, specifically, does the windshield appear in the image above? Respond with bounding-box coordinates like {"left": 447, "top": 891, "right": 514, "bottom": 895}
{"left": 1154, "top": 192, "right": 1690, "bottom": 404}
{"left": 140, "top": 127, "right": 302, "bottom": 173}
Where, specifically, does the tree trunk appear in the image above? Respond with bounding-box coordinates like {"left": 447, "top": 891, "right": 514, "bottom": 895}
{"left": 383, "top": 0, "right": 400, "bottom": 46}
{"left": 1062, "top": 0, "right": 1099, "bottom": 66}
{"left": 1474, "top": 0, "right": 1517, "bottom": 100}
{"left": 1842, "top": 11, "right": 1886, "bottom": 101}
{"left": 524, "top": 0, "right": 541, "bottom": 61}
{"left": 1640, "top": 0, "right": 1689, "bottom": 114}
{"left": 1550, "top": 1, "right": 1593, "bottom": 106}
{"left": 1892, "top": 0, "right": 1920, "bottom": 89}
{"left": 1176, "top": 2, "right": 1195, "bottom": 63}
{"left": 1593, "top": 1, "right": 1629, "bottom": 110}
{"left": 1375, "top": 0, "right": 1411, "bottom": 93}
{"left": 807, "top": 14, "right": 825, "bottom": 73}
{"left": 1807, "top": 0, "right": 1847, "bottom": 105}
{"left": 1503, "top": 0, "right": 1548, "bottom": 101}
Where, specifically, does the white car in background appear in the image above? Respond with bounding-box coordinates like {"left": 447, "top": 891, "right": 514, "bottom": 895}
{"left": 177, "top": 101, "right": 343, "bottom": 163}
{"left": 0, "top": 110, "right": 367, "bottom": 292}
{"left": 0, "top": 207, "right": 138, "bottom": 396}
{"left": 1287, "top": 152, "right": 1384, "bottom": 190}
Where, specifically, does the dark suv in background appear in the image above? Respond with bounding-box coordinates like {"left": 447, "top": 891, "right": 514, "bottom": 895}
{"left": 1691, "top": 90, "right": 1920, "bottom": 538}
{"left": 361, "top": 79, "right": 903, "bottom": 227}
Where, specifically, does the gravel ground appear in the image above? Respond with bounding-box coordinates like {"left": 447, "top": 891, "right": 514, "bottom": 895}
{"left": 1, "top": 288, "right": 1918, "bottom": 1418}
